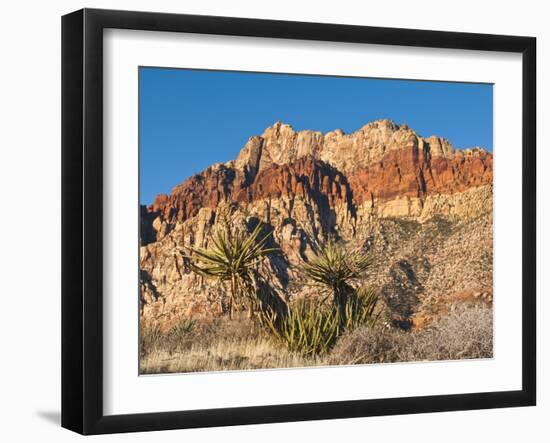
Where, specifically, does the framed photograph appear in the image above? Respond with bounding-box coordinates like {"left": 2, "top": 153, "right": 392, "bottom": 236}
{"left": 61, "top": 8, "right": 536, "bottom": 435}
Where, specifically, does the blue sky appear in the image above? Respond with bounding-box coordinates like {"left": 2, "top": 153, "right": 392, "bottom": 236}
{"left": 139, "top": 67, "right": 493, "bottom": 205}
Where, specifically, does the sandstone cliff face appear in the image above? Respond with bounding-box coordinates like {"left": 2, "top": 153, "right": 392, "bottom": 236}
{"left": 140, "top": 120, "right": 493, "bottom": 328}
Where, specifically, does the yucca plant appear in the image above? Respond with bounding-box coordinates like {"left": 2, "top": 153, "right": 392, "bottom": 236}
{"left": 296, "top": 237, "right": 372, "bottom": 316}
{"left": 259, "top": 287, "right": 379, "bottom": 356}
{"left": 187, "top": 219, "right": 278, "bottom": 319}
{"left": 168, "top": 318, "right": 195, "bottom": 338}
{"left": 259, "top": 301, "right": 340, "bottom": 356}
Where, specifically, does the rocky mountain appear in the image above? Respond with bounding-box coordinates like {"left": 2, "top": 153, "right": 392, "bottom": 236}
{"left": 140, "top": 119, "right": 493, "bottom": 329}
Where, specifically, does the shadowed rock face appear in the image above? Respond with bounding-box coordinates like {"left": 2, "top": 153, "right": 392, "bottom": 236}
{"left": 144, "top": 156, "right": 356, "bottom": 242}
{"left": 140, "top": 120, "right": 493, "bottom": 328}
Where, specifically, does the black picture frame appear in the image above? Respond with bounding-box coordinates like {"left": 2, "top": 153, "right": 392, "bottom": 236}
{"left": 61, "top": 8, "right": 536, "bottom": 435}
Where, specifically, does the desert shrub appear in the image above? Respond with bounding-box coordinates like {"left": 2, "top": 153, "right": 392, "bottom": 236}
{"left": 211, "top": 312, "right": 261, "bottom": 340}
{"left": 388, "top": 217, "right": 421, "bottom": 236}
{"left": 425, "top": 215, "right": 454, "bottom": 237}
{"left": 409, "top": 303, "right": 493, "bottom": 361}
{"left": 328, "top": 324, "right": 408, "bottom": 365}
{"left": 329, "top": 303, "right": 493, "bottom": 365}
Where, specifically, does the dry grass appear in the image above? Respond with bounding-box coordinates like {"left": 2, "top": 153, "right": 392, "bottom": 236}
{"left": 140, "top": 313, "right": 320, "bottom": 373}
{"left": 140, "top": 337, "right": 319, "bottom": 374}
{"left": 140, "top": 303, "right": 492, "bottom": 374}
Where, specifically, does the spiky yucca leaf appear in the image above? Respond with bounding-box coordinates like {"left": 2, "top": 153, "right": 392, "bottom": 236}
{"left": 341, "top": 287, "right": 380, "bottom": 330}
{"left": 190, "top": 223, "right": 275, "bottom": 277}
{"left": 258, "top": 301, "right": 340, "bottom": 356}
{"left": 297, "top": 237, "right": 371, "bottom": 289}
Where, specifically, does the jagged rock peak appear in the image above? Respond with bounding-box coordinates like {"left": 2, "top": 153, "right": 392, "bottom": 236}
{"left": 265, "top": 120, "right": 294, "bottom": 130}
{"left": 261, "top": 118, "right": 402, "bottom": 139}
{"left": 236, "top": 118, "right": 473, "bottom": 176}
{"left": 358, "top": 118, "right": 401, "bottom": 132}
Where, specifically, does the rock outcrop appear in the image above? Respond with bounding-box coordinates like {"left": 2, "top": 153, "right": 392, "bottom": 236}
{"left": 140, "top": 120, "right": 493, "bottom": 328}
